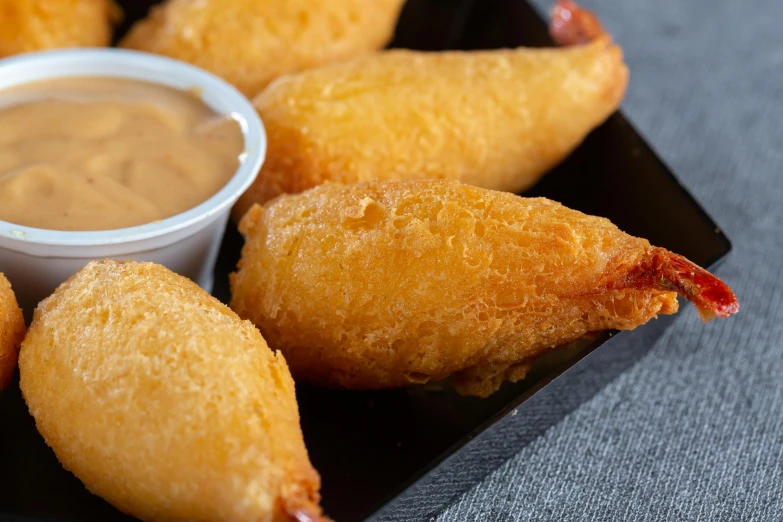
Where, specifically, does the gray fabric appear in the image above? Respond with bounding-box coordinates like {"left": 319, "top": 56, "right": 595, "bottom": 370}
{"left": 432, "top": 0, "right": 783, "bottom": 520}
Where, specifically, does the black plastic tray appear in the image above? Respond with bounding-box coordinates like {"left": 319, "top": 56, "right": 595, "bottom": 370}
{"left": 0, "top": 1, "right": 732, "bottom": 521}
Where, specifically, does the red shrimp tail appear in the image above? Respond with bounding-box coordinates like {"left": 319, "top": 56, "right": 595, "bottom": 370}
{"left": 613, "top": 248, "right": 739, "bottom": 322}
{"left": 284, "top": 497, "right": 331, "bottom": 522}
{"left": 287, "top": 506, "right": 331, "bottom": 522}
{"left": 549, "top": 0, "right": 608, "bottom": 46}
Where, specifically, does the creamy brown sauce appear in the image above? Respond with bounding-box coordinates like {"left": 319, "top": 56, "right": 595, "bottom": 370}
{"left": 0, "top": 77, "right": 244, "bottom": 231}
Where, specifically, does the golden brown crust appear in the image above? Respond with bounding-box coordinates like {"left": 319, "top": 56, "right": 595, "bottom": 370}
{"left": 0, "top": 0, "right": 119, "bottom": 57}
{"left": 120, "top": 0, "right": 405, "bottom": 98}
{"left": 232, "top": 181, "right": 737, "bottom": 396}
{"left": 0, "top": 273, "right": 25, "bottom": 390}
{"left": 451, "top": 360, "right": 534, "bottom": 398}
{"left": 19, "top": 261, "right": 324, "bottom": 522}
{"left": 232, "top": 3, "right": 628, "bottom": 219}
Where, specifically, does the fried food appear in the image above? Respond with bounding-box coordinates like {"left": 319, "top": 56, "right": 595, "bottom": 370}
{"left": 0, "top": 0, "right": 119, "bottom": 57}
{"left": 120, "top": 0, "right": 406, "bottom": 98}
{"left": 19, "top": 261, "right": 325, "bottom": 522}
{"left": 233, "top": 0, "right": 627, "bottom": 219}
{"left": 0, "top": 273, "right": 25, "bottom": 390}
{"left": 230, "top": 180, "right": 739, "bottom": 398}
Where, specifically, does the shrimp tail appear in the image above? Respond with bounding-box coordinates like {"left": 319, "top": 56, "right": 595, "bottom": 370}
{"left": 284, "top": 497, "right": 332, "bottom": 522}
{"left": 549, "top": 0, "right": 608, "bottom": 46}
{"left": 612, "top": 248, "right": 739, "bottom": 322}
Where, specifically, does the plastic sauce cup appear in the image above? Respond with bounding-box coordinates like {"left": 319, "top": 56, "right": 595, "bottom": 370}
{"left": 0, "top": 49, "right": 266, "bottom": 318}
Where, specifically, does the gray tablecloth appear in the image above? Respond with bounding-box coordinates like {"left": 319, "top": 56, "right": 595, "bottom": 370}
{"left": 431, "top": 0, "right": 783, "bottom": 520}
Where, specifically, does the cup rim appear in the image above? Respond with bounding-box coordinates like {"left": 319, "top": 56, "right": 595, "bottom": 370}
{"left": 0, "top": 48, "right": 265, "bottom": 248}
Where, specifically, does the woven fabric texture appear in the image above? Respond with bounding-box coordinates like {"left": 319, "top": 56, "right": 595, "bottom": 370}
{"left": 423, "top": 0, "right": 783, "bottom": 520}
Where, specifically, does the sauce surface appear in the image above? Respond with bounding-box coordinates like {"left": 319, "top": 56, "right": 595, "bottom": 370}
{"left": 0, "top": 77, "right": 244, "bottom": 231}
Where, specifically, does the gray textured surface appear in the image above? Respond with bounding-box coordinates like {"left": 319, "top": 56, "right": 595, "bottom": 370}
{"left": 432, "top": 0, "right": 783, "bottom": 520}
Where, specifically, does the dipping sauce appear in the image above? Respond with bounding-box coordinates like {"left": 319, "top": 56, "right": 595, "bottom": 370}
{"left": 0, "top": 77, "right": 244, "bottom": 231}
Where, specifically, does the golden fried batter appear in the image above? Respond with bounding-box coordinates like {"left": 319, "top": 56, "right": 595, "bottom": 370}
{"left": 120, "top": 0, "right": 405, "bottom": 98}
{"left": 19, "top": 261, "right": 325, "bottom": 522}
{"left": 0, "top": 0, "right": 119, "bottom": 57}
{"left": 0, "top": 273, "right": 25, "bottom": 390}
{"left": 233, "top": 0, "right": 627, "bottom": 218}
{"left": 231, "top": 181, "right": 738, "bottom": 397}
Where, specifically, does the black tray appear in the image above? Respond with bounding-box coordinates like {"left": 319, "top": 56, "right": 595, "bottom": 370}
{"left": 0, "top": 1, "right": 732, "bottom": 521}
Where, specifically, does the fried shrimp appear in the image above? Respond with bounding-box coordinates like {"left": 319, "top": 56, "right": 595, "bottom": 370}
{"left": 0, "top": 273, "right": 25, "bottom": 389}
{"left": 233, "top": 0, "right": 627, "bottom": 218}
{"left": 231, "top": 181, "right": 738, "bottom": 398}
{"left": 120, "top": 0, "right": 405, "bottom": 98}
{"left": 19, "top": 261, "right": 326, "bottom": 522}
{"left": 0, "top": 0, "right": 119, "bottom": 57}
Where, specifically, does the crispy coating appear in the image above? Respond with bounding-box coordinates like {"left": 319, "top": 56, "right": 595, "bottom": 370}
{"left": 0, "top": 273, "right": 25, "bottom": 390}
{"left": 0, "top": 0, "right": 119, "bottom": 57}
{"left": 231, "top": 181, "right": 738, "bottom": 397}
{"left": 120, "top": 0, "right": 405, "bottom": 98}
{"left": 233, "top": 1, "right": 627, "bottom": 218}
{"left": 19, "top": 261, "right": 325, "bottom": 522}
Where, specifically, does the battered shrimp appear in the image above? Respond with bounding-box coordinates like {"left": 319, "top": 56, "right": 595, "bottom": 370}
{"left": 19, "top": 261, "right": 326, "bottom": 522}
{"left": 233, "top": 0, "right": 627, "bottom": 218}
{"left": 0, "top": 0, "right": 119, "bottom": 57}
{"left": 120, "top": 0, "right": 406, "bottom": 98}
{"left": 231, "top": 181, "right": 738, "bottom": 397}
{"left": 0, "top": 273, "right": 25, "bottom": 389}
